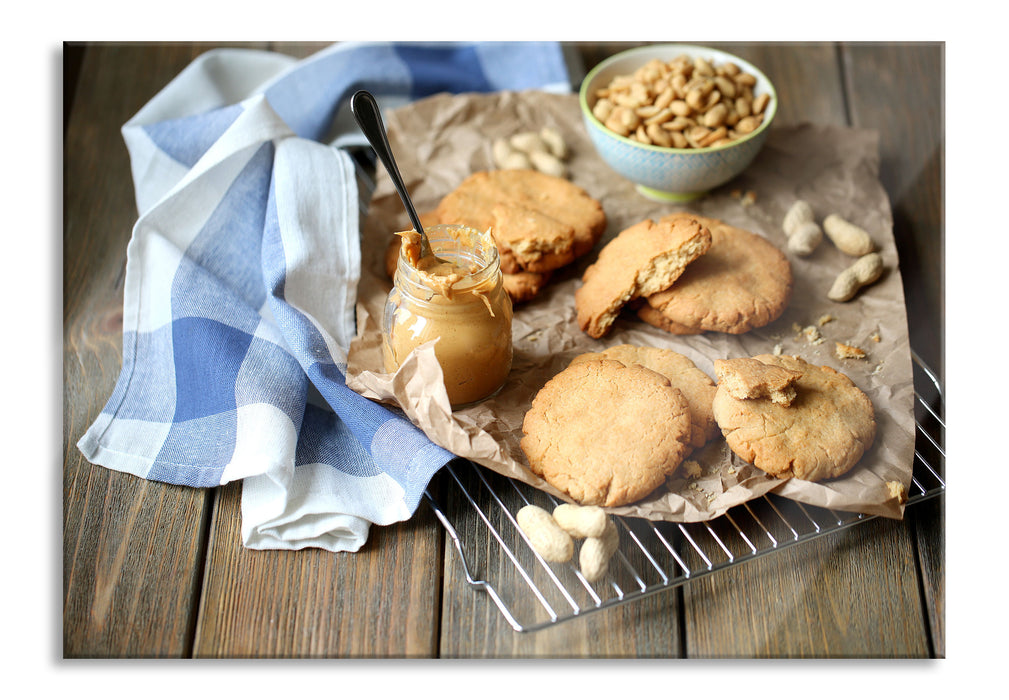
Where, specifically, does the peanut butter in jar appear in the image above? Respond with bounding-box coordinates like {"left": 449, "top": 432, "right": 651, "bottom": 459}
{"left": 382, "top": 224, "right": 513, "bottom": 407}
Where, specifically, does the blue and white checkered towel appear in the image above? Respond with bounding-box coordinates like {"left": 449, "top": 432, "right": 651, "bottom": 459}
{"left": 77, "top": 41, "right": 572, "bottom": 552}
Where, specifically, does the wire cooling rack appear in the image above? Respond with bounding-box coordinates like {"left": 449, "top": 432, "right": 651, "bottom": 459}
{"left": 423, "top": 350, "right": 944, "bottom": 633}
{"left": 348, "top": 145, "right": 944, "bottom": 634}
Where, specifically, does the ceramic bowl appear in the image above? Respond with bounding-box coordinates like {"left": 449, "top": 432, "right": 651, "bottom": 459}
{"left": 579, "top": 44, "right": 777, "bottom": 202}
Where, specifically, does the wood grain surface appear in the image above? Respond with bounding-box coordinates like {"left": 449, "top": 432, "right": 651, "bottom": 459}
{"left": 62, "top": 41, "right": 944, "bottom": 659}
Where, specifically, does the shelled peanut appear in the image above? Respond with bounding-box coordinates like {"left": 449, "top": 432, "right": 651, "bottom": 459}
{"left": 516, "top": 503, "right": 620, "bottom": 583}
{"left": 782, "top": 200, "right": 823, "bottom": 256}
{"left": 553, "top": 503, "right": 608, "bottom": 538}
{"left": 828, "top": 252, "right": 884, "bottom": 302}
{"left": 578, "top": 518, "right": 620, "bottom": 582}
{"left": 780, "top": 199, "right": 884, "bottom": 301}
{"left": 823, "top": 214, "right": 876, "bottom": 257}
{"left": 492, "top": 127, "right": 569, "bottom": 177}
{"left": 591, "top": 54, "right": 771, "bottom": 149}
{"left": 517, "top": 504, "right": 573, "bottom": 562}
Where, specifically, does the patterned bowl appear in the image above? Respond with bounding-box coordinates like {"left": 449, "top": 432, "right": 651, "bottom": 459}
{"left": 579, "top": 44, "right": 777, "bottom": 202}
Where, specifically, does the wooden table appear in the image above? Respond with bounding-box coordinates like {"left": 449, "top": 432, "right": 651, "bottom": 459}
{"left": 63, "top": 42, "right": 944, "bottom": 658}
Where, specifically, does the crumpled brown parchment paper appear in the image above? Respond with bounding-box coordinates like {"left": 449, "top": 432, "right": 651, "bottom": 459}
{"left": 346, "top": 90, "right": 916, "bottom": 521}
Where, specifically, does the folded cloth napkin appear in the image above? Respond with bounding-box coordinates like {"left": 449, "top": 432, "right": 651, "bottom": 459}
{"left": 77, "top": 41, "right": 573, "bottom": 552}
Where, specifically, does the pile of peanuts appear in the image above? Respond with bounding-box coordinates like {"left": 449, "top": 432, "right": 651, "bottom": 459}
{"left": 782, "top": 200, "right": 884, "bottom": 302}
{"left": 591, "top": 54, "right": 771, "bottom": 149}
{"left": 517, "top": 503, "right": 619, "bottom": 583}
{"left": 492, "top": 127, "right": 570, "bottom": 178}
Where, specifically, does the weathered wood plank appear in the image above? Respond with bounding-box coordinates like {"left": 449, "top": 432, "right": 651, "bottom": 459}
{"left": 842, "top": 41, "right": 945, "bottom": 657}
{"left": 193, "top": 481, "right": 443, "bottom": 658}
{"left": 683, "top": 517, "right": 929, "bottom": 657}
{"left": 62, "top": 43, "right": 267, "bottom": 657}
{"left": 678, "top": 42, "right": 940, "bottom": 659}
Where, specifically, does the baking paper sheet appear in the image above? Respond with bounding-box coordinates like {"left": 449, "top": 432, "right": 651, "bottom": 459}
{"left": 346, "top": 90, "right": 916, "bottom": 521}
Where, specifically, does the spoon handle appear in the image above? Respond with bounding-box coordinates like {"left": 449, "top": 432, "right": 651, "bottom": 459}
{"left": 351, "top": 90, "right": 427, "bottom": 238}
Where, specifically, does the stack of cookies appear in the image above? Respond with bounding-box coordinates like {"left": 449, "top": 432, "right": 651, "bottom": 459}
{"left": 575, "top": 212, "right": 793, "bottom": 338}
{"left": 385, "top": 169, "right": 607, "bottom": 303}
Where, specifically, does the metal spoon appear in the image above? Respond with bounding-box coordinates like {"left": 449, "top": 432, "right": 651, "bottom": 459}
{"left": 351, "top": 89, "right": 442, "bottom": 262}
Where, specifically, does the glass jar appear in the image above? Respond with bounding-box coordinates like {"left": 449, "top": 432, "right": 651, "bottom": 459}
{"left": 382, "top": 224, "right": 513, "bottom": 407}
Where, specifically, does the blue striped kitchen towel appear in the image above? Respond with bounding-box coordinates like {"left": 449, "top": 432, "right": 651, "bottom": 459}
{"left": 77, "top": 41, "right": 572, "bottom": 552}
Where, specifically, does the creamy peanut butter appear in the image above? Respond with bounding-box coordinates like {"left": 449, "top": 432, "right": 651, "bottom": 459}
{"left": 383, "top": 224, "right": 513, "bottom": 406}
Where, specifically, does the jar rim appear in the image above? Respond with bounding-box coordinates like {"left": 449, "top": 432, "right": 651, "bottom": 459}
{"left": 395, "top": 223, "right": 500, "bottom": 296}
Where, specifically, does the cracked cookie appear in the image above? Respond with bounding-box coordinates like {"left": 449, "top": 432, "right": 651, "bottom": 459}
{"left": 574, "top": 216, "right": 711, "bottom": 339}
{"left": 711, "top": 354, "right": 875, "bottom": 482}
{"left": 639, "top": 212, "right": 792, "bottom": 335}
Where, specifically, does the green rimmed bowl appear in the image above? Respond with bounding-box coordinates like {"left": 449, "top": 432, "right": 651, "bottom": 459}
{"left": 579, "top": 44, "right": 777, "bottom": 202}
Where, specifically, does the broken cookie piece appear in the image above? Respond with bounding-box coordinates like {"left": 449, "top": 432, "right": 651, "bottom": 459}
{"left": 640, "top": 213, "right": 793, "bottom": 336}
{"left": 886, "top": 480, "right": 907, "bottom": 503}
{"left": 575, "top": 216, "right": 711, "bottom": 338}
{"left": 714, "top": 356, "right": 802, "bottom": 407}
{"left": 835, "top": 341, "right": 867, "bottom": 360}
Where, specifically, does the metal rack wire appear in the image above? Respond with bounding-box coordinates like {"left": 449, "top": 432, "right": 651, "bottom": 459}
{"left": 350, "top": 144, "right": 945, "bottom": 634}
{"left": 423, "top": 350, "right": 944, "bottom": 633}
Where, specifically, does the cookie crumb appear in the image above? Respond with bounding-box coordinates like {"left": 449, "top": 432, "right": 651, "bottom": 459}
{"left": 817, "top": 314, "right": 834, "bottom": 326}
{"left": 741, "top": 190, "right": 757, "bottom": 206}
{"left": 682, "top": 460, "right": 703, "bottom": 479}
{"left": 870, "top": 331, "right": 881, "bottom": 343}
{"left": 886, "top": 480, "right": 907, "bottom": 503}
{"left": 835, "top": 341, "right": 866, "bottom": 360}
{"left": 803, "top": 325, "right": 825, "bottom": 345}
{"left": 773, "top": 343, "right": 783, "bottom": 356}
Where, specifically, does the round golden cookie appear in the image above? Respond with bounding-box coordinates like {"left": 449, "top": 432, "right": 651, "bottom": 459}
{"left": 435, "top": 169, "right": 607, "bottom": 274}
{"left": 570, "top": 344, "right": 717, "bottom": 450}
{"left": 520, "top": 358, "right": 693, "bottom": 507}
{"left": 641, "top": 213, "right": 792, "bottom": 335}
{"left": 712, "top": 354, "right": 876, "bottom": 482}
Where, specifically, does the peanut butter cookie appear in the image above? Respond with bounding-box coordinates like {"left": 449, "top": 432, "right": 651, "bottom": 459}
{"left": 575, "top": 216, "right": 711, "bottom": 338}
{"left": 712, "top": 354, "right": 876, "bottom": 482}
{"left": 521, "top": 358, "right": 693, "bottom": 507}
{"left": 571, "top": 344, "right": 718, "bottom": 449}
{"left": 640, "top": 213, "right": 792, "bottom": 335}
{"left": 435, "top": 169, "right": 607, "bottom": 274}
